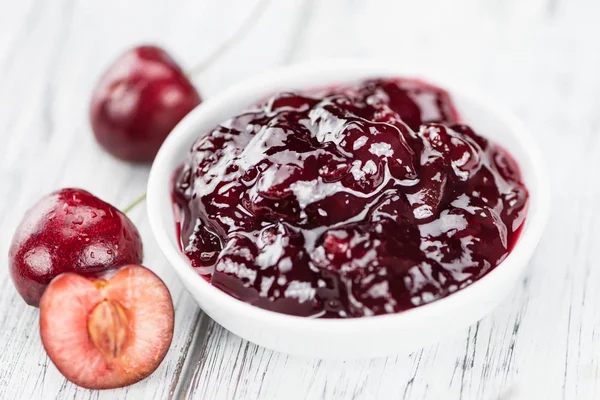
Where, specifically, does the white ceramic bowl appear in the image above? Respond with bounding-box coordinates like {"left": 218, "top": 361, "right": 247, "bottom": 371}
{"left": 147, "top": 61, "right": 550, "bottom": 359}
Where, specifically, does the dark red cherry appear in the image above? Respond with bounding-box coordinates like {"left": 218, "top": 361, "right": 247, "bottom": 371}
{"left": 90, "top": 45, "right": 201, "bottom": 162}
{"left": 9, "top": 188, "right": 143, "bottom": 306}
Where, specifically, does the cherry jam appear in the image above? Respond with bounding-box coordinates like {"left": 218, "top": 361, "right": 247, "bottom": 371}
{"left": 173, "top": 78, "right": 528, "bottom": 318}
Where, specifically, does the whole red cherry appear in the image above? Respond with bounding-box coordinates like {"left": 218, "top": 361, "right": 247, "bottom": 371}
{"left": 9, "top": 188, "right": 143, "bottom": 306}
{"left": 90, "top": 45, "right": 201, "bottom": 162}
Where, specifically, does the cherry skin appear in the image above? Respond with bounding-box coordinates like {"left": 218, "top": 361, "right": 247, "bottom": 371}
{"left": 9, "top": 188, "right": 143, "bottom": 306}
{"left": 90, "top": 45, "right": 201, "bottom": 163}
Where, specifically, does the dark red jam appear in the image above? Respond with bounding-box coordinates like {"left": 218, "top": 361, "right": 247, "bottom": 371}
{"left": 173, "top": 78, "right": 528, "bottom": 318}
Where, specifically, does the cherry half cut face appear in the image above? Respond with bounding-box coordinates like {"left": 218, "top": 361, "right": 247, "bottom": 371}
{"left": 90, "top": 45, "right": 201, "bottom": 163}
{"left": 173, "top": 78, "right": 529, "bottom": 318}
{"left": 9, "top": 188, "right": 143, "bottom": 306}
{"left": 39, "top": 265, "right": 174, "bottom": 389}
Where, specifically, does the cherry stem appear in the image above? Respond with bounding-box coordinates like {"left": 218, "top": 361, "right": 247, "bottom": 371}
{"left": 185, "top": 0, "right": 271, "bottom": 78}
{"left": 122, "top": 193, "right": 147, "bottom": 214}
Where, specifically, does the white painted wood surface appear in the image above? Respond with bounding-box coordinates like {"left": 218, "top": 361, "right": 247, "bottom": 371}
{"left": 0, "top": 0, "right": 597, "bottom": 398}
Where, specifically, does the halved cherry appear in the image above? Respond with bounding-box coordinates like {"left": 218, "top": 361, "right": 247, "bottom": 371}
{"left": 39, "top": 265, "right": 174, "bottom": 389}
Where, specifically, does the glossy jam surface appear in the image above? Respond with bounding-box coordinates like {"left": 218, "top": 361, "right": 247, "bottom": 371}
{"left": 173, "top": 78, "right": 528, "bottom": 318}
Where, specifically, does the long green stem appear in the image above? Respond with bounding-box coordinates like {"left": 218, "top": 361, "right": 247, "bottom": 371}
{"left": 121, "top": 193, "right": 147, "bottom": 214}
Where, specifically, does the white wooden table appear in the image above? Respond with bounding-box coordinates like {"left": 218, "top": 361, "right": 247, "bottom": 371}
{"left": 0, "top": 0, "right": 597, "bottom": 398}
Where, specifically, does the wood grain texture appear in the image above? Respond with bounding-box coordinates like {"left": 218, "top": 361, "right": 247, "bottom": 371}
{"left": 0, "top": 0, "right": 598, "bottom": 399}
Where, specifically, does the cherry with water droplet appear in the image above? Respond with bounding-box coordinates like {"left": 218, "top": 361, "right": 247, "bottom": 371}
{"left": 9, "top": 188, "right": 143, "bottom": 306}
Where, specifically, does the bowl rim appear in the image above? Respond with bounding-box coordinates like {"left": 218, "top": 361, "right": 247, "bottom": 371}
{"left": 147, "top": 59, "right": 550, "bottom": 331}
